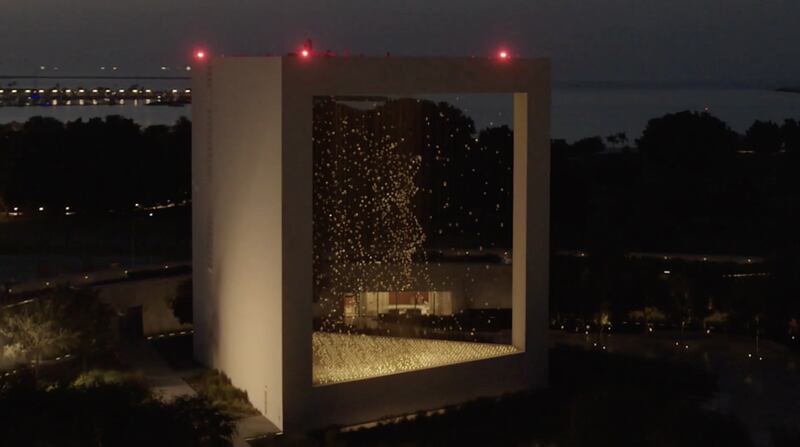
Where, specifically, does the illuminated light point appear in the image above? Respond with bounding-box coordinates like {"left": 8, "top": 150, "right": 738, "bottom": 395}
{"left": 194, "top": 50, "right": 207, "bottom": 61}
{"left": 498, "top": 50, "right": 510, "bottom": 60}
{"left": 299, "top": 38, "right": 313, "bottom": 58}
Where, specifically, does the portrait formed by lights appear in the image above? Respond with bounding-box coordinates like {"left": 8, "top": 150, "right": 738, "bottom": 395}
{"left": 312, "top": 94, "right": 516, "bottom": 385}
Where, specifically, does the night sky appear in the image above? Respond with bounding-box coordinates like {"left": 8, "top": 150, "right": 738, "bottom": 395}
{"left": 2, "top": 1, "right": 800, "bottom": 82}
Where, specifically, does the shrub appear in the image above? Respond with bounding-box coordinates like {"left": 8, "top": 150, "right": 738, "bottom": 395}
{"left": 0, "top": 379, "right": 234, "bottom": 447}
{"left": 186, "top": 369, "right": 258, "bottom": 418}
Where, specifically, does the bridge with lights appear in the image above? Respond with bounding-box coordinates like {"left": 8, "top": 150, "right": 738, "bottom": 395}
{"left": 0, "top": 85, "right": 192, "bottom": 107}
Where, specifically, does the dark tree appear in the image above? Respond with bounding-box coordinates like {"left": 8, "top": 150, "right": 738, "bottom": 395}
{"left": 572, "top": 136, "right": 606, "bottom": 155}
{"left": 0, "top": 379, "right": 235, "bottom": 447}
{"left": 638, "top": 111, "right": 738, "bottom": 173}
{"left": 745, "top": 120, "right": 783, "bottom": 154}
{"left": 605, "top": 132, "right": 629, "bottom": 148}
{"left": 0, "top": 115, "right": 190, "bottom": 214}
{"left": 781, "top": 119, "right": 800, "bottom": 154}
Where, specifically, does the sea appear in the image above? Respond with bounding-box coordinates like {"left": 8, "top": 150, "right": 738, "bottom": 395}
{"left": 1, "top": 79, "right": 798, "bottom": 142}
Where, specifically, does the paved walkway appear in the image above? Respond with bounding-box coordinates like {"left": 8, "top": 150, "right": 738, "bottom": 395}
{"left": 117, "top": 340, "right": 197, "bottom": 401}
{"left": 118, "top": 340, "right": 279, "bottom": 446}
{"left": 235, "top": 416, "right": 281, "bottom": 446}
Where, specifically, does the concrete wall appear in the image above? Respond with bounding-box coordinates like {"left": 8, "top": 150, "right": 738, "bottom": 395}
{"left": 192, "top": 58, "right": 285, "bottom": 428}
{"left": 195, "top": 56, "right": 550, "bottom": 432}
{"left": 281, "top": 56, "right": 550, "bottom": 431}
{"left": 94, "top": 275, "right": 191, "bottom": 335}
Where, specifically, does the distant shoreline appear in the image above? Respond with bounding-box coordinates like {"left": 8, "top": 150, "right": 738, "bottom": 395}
{"left": 776, "top": 87, "right": 800, "bottom": 94}
{"left": 0, "top": 75, "right": 189, "bottom": 81}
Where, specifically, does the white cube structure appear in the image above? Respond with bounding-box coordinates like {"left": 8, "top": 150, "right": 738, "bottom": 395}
{"left": 192, "top": 56, "right": 550, "bottom": 432}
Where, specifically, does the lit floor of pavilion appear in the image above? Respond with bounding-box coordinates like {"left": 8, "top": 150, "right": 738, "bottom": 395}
{"left": 312, "top": 332, "right": 519, "bottom": 386}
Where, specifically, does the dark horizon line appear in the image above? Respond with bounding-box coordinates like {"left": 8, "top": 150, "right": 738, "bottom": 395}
{"left": 2, "top": 76, "right": 797, "bottom": 91}
{"left": 554, "top": 78, "right": 800, "bottom": 90}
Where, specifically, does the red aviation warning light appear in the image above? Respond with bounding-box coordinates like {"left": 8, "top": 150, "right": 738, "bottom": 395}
{"left": 194, "top": 50, "right": 207, "bottom": 61}
{"left": 298, "top": 38, "right": 313, "bottom": 59}
{"left": 497, "top": 50, "right": 510, "bottom": 60}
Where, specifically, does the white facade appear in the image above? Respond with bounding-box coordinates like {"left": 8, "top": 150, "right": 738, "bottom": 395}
{"left": 192, "top": 56, "right": 551, "bottom": 432}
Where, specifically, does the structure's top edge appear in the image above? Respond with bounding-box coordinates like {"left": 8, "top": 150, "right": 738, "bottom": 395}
{"left": 208, "top": 55, "right": 550, "bottom": 63}
{"left": 195, "top": 54, "right": 551, "bottom": 93}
